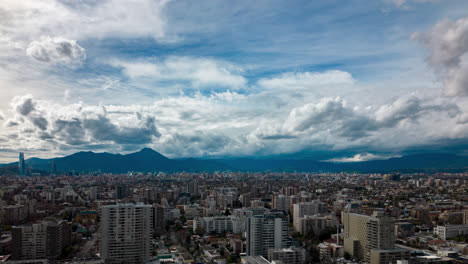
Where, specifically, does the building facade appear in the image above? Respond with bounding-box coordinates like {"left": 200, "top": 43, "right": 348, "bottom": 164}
{"left": 247, "top": 212, "right": 290, "bottom": 257}
{"left": 434, "top": 225, "right": 468, "bottom": 240}
{"left": 11, "top": 220, "right": 71, "bottom": 261}
{"left": 293, "top": 201, "right": 326, "bottom": 231}
{"left": 267, "top": 247, "right": 305, "bottom": 264}
{"left": 101, "top": 203, "right": 152, "bottom": 264}
{"left": 342, "top": 211, "right": 409, "bottom": 264}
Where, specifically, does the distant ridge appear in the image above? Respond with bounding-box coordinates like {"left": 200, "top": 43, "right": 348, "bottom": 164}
{"left": 0, "top": 149, "right": 467, "bottom": 174}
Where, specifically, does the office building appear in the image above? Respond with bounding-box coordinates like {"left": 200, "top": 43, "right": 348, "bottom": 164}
{"left": 18, "top": 152, "right": 25, "bottom": 176}
{"left": 463, "top": 209, "right": 468, "bottom": 225}
{"left": 342, "top": 211, "right": 409, "bottom": 264}
{"left": 247, "top": 212, "right": 290, "bottom": 257}
{"left": 101, "top": 203, "right": 152, "bottom": 264}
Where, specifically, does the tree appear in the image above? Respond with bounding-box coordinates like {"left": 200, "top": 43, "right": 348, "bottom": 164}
{"left": 344, "top": 252, "right": 351, "bottom": 260}
{"left": 195, "top": 227, "right": 205, "bottom": 236}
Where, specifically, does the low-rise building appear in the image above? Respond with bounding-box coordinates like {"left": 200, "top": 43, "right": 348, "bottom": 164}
{"left": 434, "top": 225, "right": 468, "bottom": 240}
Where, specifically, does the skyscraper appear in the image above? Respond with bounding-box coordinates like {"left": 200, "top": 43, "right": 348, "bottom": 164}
{"left": 18, "top": 152, "right": 25, "bottom": 176}
{"left": 101, "top": 204, "right": 152, "bottom": 264}
{"left": 247, "top": 211, "right": 290, "bottom": 258}
{"left": 342, "top": 211, "right": 409, "bottom": 264}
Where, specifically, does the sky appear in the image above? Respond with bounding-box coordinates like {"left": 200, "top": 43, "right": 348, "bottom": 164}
{"left": 1, "top": 0, "right": 468, "bottom": 163}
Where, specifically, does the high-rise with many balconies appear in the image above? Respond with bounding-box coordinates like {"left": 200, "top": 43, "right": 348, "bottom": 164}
{"left": 101, "top": 203, "right": 152, "bottom": 264}
{"left": 247, "top": 211, "right": 290, "bottom": 258}
{"left": 342, "top": 211, "right": 409, "bottom": 264}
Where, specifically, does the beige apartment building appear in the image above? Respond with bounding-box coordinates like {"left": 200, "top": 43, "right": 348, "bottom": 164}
{"left": 342, "top": 211, "right": 409, "bottom": 264}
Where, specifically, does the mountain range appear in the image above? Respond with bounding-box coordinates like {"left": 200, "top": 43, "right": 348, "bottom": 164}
{"left": 0, "top": 148, "right": 467, "bottom": 175}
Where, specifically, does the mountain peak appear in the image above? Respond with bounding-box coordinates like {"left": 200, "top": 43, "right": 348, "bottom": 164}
{"left": 139, "top": 147, "right": 157, "bottom": 153}
{"left": 126, "top": 148, "right": 169, "bottom": 160}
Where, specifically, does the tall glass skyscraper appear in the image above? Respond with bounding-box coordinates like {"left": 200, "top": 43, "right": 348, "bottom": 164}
{"left": 18, "top": 152, "right": 25, "bottom": 176}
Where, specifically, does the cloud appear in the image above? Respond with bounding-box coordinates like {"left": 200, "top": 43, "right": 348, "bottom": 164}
{"left": 82, "top": 115, "right": 160, "bottom": 145}
{"left": 14, "top": 96, "right": 36, "bottom": 116}
{"left": 111, "top": 56, "right": 247, "bottom": 89}
{"left": 0, "top": 0, "right": 171, "bottom": 42}
{"left": 5, "top": 95, "right": 161, "bottom": 151}
{"left": 31, "top": 116, "right": 48, "bottom": 130}
{"left": 258, "top": 70, "right": 355, "bottom": 90}
{"left": 284, "top": 97, "right": 355, "bottom": 132}
{"left": 5, "top": 119, "right": 19, "bottom": 127}
{"left": 1, "top": 74, "right": 467, "bottom": 161}
{"left": 253, "top": 95, "right": 461, "bottom": 144}
{"left": 389, "top": 0, "right": 439, "bottom": 8}
{"left": 26, "top": 37, "right": 86, "bottom": 63}
{"left": 327, "top": 153, "right": 401, "bottom": 162}
{"left": 0, "top": 111, "right": 4, "bottom": 120}
{"left": 412, "top": 16, "right": 468, "bottom": 96}
{"left": 375, "top": 95, "right": 459, "bottom": 127}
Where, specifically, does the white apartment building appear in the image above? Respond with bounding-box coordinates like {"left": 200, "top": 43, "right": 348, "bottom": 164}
{"left": 434, "top": 225, "right": 468, "bottom": 240}
{"left": 247, "top": 212, "right": 290, "bottom": 257}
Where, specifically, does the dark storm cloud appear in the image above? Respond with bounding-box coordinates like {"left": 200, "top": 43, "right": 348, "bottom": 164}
{"left": 83, "top": 115, "right": 160, "bottom": 145}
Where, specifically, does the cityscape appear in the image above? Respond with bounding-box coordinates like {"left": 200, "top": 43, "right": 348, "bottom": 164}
{"left": 0, "top": 151, "right": 467, "bottom": 263}
{"left": 1, "top": 0, "right": 468, "bottom": 264}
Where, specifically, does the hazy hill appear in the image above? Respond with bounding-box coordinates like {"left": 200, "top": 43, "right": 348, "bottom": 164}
{"left": 0, "top": 149, "right": 467, "bottom": 174}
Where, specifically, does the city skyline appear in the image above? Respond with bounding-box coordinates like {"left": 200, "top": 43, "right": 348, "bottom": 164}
{"left": 1, "top": 0, "right": 468, "bottom": 163}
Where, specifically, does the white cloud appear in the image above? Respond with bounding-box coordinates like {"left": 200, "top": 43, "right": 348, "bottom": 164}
{"left": 327, "top": 153, "right": 401, "bottom": 162}
{"left": 389, "top": 0, "right": 439, "bottom": 8}
{"left": 0, "top": 0, "right": 171, "bottom": 43}
{"left": 257, "top": 70, "right": 355, "bottom": 90}
{"left": 413, "top": 16, "right": 468, "bottom": 96}
{"left": 111, "top": 56, "right": 247, "bottom": 89}
{"left": 26, "top": 37, "right": 85, "bottom": 63}
{"left": 0, "top": 91, "right": 467, "bottom": 161}
{"left": 249, "top": 93, "right": 465, "bottom": 152}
